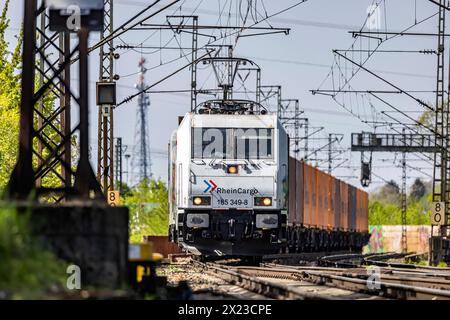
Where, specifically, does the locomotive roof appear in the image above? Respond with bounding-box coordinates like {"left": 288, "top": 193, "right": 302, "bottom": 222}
{"left": 186, "top": 112, "right": 278, "bottom": 128}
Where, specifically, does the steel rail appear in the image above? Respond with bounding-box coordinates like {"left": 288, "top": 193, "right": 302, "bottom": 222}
{"left": 267, "top": 263, "right": 450, "bottom": 280}
{"left": 341, "top": 271, "right": 450, "bottom": 291}
{"left": 363, "top": 257, "right": 450, "bottom": 272}
{"left": 297, "top": 271, "right": 450, "bottom": 300}
{"left": 238, "top": 265, "right": 450, "bottom": 291}
{"left": 191, "top": 253, "right": 450, "bottom": 300}
{"left": 193, "top": 261, "right": 338, "bottom": 300}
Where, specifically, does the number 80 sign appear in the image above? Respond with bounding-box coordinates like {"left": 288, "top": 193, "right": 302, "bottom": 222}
{"left": 108, "top": 191, "right": 120, "bottom": 206}
{"left": 432, "top": 202, "right": 445, "bottom": 226}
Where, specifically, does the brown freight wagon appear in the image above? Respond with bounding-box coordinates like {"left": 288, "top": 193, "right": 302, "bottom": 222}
{"left": 287, "top": 157, "right": 370, "bottom": 252}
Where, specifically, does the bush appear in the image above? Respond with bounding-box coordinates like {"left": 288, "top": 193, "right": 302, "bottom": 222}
{"left": 0, "top": 208, "right": 66, "bottom": 299}
{"left": 123, "top": 179, "right": 169, "bottom": 243}
{"left": 368, "top": 199, "right": 431, "bottom": 225}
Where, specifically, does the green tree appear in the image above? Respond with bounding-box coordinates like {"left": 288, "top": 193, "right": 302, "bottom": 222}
{"left": 369, "top": 200, "right": 402, "bottom": 225}
{"left": 416, "top": 109, "right": 434, "bottom": 132}
{"left": 0, "top": 0, "right": 22, "bottom": 189}
{"left": 0, "top": 0, "right": 63, "bottom": 193}
{"left": 0, "top": 208, "right": 66, "bottom": 298}
{"left": 123, "top": 179, "right": 169, "bottom": 243}
{"left": 369, "top": 180, "right": 432, "bottom": 225}
{"left": 410, "top": 178, "right": 426, "bottom": 200}
{"left": 371, "top": 180, "right": 401, "bottom": 205}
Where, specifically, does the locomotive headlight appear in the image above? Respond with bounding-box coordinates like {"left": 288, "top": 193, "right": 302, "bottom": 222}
{"left": 263, "top": 197, "right": 272, "bottom": 206}
{"left": 255, "top": 197, "right": 273, "bottom": 207}
{"left": 227, "top": 165, "right": 238, "bottom": 174}
{"left": 193, "top": 196, "right": 211, "bottom": 206}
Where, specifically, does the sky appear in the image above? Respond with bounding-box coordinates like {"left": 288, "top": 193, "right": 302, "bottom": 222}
{"left": 2, "top": 0, "right": 442, "bottom": 192}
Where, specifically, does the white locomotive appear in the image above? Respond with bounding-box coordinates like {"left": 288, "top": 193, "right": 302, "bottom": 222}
{"left": 168, "top": 100, "right": 288, "bottom": 256}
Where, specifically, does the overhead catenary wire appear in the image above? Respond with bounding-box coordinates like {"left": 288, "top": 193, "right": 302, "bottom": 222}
{"left": 117, "top": 1, "right": 308, "bottom": 106}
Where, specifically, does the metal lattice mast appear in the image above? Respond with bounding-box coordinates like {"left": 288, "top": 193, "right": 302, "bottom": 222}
{"left": 401, "top": 127, "right": 408, "bottom": 254}
{"left": 8, "top": 1, "right": 73, "bottom": 200}
{"left": 132, "top": 58, "right": 152, "bottom": 184}
{"left": 115, "top": 137, "right": 123, "bottom": 194}
{"left": 328, "top": 134, "right": 333, "bottom": 174}
{"left": 432, "top": 1, "right": 449, "bottom": 238}
{"left": 190, "top": 16, "right": 198, "bottom": 111}
{"left": 303, "top": 118, "right": 309, "bottom": 162}
{"left": 36, "top": 10, "right": 72, "bottom": 194}
{"left": 97, "top": 0, "right": 115, "bottom": 193}
{"left": 326, "top": 134, "right": 343, "bottom": 174}
{"left": 279, "top": 99, "right": 303, "bottom": 160}
{"left": 7, "top": 0, "right": 103, "bottom": 201}
{"left": 294, "top": 101, "right": 300, "bottom": 160}
{"left": 401, "top": 148, "right": 408, "bottom": 253}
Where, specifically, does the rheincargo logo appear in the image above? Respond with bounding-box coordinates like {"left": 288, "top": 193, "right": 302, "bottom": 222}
{"left": 216, "top": 187, "right": 259, "bottom": 196}
{"left": 203, "top": 180, "right": 218, "bottom": 193}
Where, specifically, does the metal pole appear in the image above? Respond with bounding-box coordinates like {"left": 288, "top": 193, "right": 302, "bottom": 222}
{"left": 74, "top": 28, "right": 103, "bottom": 199}
{"left": 97, "top": 0, "right": 115, "bottom": 194}
{"left": 61, "top": 32, "right": 72, "bottom": 187}
{"left": 294, "top": 101, "right": 300, "bottom": 160}
{"left": 7, "top": 0, "right": 37, "bottom": 198}
{"left": 191, "top": 16, "right": 198, "bottom": 111}
{"left": 115, "top": 138, "right": 123, "bottom": 194}
{"left": 305, "top": 119, "right": 309, "bottom": 162}
{"left": 125, "top": 154, "right": 131, "bottom": 186}
{"left": 36, "top": 13, "right": 45, "bottom": 187}
{"left": 431, "top": 0, "right": 447, "bottom": 264}
{"left": 75, "top": 29, "right": 89, "bottom": 198}
{"left": 328, "top": 134, "right": 332, "bottom": 174}
{"left": 401, "top": 130, "right": 408, "bottom": 253}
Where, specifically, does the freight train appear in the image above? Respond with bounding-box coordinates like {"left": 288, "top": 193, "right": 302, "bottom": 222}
{"left": 168, "top": 99, "right": 370, "bottom": 256}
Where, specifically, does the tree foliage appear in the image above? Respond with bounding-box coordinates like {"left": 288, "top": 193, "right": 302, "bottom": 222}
{"left": 409, "top": 178, "right": 427, "bottom": 200}
{"left": 0, "top": 0, "right": 62, "bottom": 192}
{"left": 371, "top": 179, "right": 401, "bottom": 205}
{"left": 123, "top": 179, "right": 169, "bottom": 242}
{"left": 0, "top": 0, "right": 22, "bottom": 189}
{"left": 416, "top": 109, "right": 435, "bottom": 132}
{"left": 369, "top": 181, "right": 432, "bottom": 225}
{"left": 0, "top": 208, "right": 65, "bottom": 298}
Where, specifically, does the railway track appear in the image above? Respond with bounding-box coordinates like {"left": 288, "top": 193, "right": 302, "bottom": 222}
{"left": 191, "top": 254, "right": 450, "bottom": 300}
{"left": 192, "top": 260, "right": 340, "bottom": 300}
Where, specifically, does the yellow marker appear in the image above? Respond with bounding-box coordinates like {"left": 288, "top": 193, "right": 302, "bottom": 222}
{"left": 136, "top": 265, "right": 151, "bottom": 283}
{"left": 136, "top": 265, "right": 145, "bottom": 283}
{"left": 108, "top": 191, "right": 120, "bottom": 206}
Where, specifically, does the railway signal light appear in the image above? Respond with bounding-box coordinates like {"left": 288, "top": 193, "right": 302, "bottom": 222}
{"left": 361, "top": 161, "right": 371, "bottom": 187}
{"left": 96, "top": 82, "right": 117, "bottom": 106}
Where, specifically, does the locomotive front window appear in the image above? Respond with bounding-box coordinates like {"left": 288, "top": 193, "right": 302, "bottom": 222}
{"left": 192, "top": 128, "right": 232, "bottom": 159}
{"left": 192, "top": 128, "right": 273, "bottom": 159}
{"left": 235, "top": 128, "right": 273, "bottom": 159}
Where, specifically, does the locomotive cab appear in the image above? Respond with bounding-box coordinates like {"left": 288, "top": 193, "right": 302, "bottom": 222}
{"left": 169, "top": 101, "right": 288, "bottom": 256}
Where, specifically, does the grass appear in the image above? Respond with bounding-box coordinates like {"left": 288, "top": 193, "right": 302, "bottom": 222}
{"left": 437, "top": 261, "right": 449, "bottom": 268}
{"left": 404, "top": 259, "right": 449, "bottom": 268}
{"left": 157, "top": 265, "right": 184, "bottom": 276}
{"left": 0, "top": 207, "right": 66, "bottom": 299}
